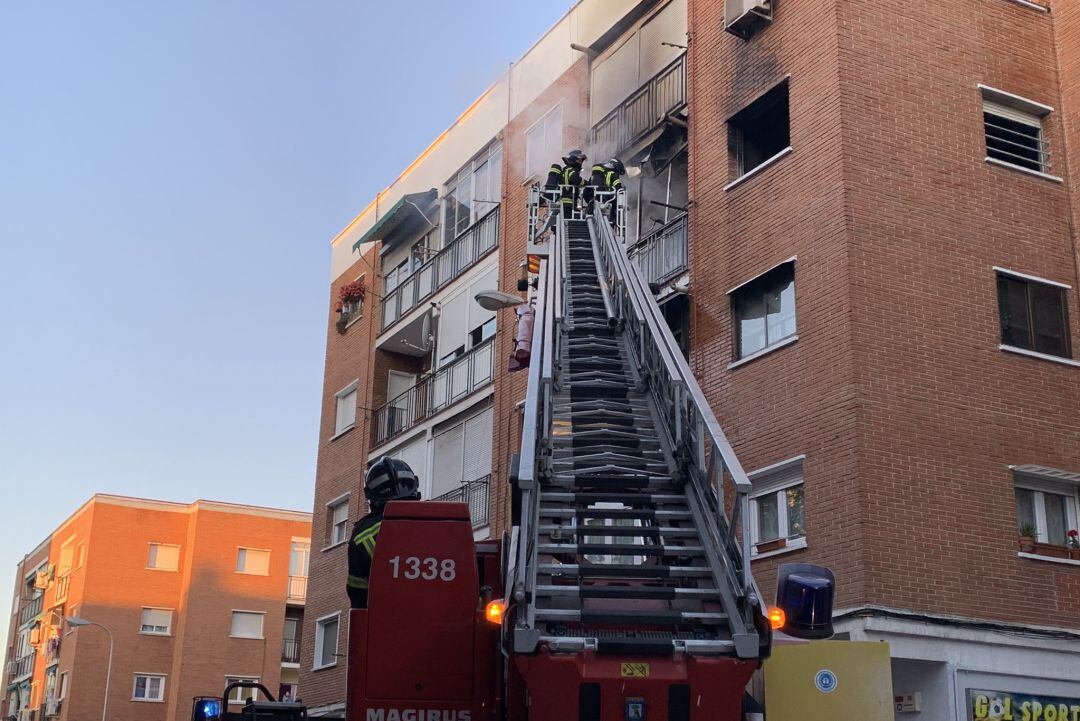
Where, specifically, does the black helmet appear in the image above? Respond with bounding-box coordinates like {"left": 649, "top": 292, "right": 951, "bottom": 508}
{"left": 606, "top": 158, "right": 626, "bottom": 175}
{"left": 563, "top": 149, "right": 587, "bottom": 166}
{"left": 365, "top": 457, "right": 420, "bottom": 510}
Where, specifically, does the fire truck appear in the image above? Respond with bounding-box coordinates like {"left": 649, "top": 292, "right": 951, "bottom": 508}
{"left": 341, "top": 191, "right": 835, "bottom": 721}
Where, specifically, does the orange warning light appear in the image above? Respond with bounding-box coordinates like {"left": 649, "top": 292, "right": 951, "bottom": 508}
{"left": 485, "top": 599, "right": 507, "bottom": 625}
{"left": 768, "top": 606, "right": 786, "bottom": 630}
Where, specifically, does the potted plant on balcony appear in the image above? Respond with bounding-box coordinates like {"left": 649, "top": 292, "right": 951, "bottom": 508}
{"left": 754, "top": 536, "right": 787, "bottom": 554}
{"left": 335, "top": 278, "right": 367, "bottom": 334}
{"left": 1018, "top": 523, "right": 1037, "bottom": 553}
{"left": 1069, "top": 530, "right": 1080, "bottom": 560}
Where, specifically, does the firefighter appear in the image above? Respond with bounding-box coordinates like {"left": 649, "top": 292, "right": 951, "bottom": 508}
{"left": 346, "top": 456, "right": 422, "bottom": 608}
{"left": 587, "top": 158, "right": 625, "bottom": 225}
{"left": 537, "top": 149, "right": 587, "bottom": 237}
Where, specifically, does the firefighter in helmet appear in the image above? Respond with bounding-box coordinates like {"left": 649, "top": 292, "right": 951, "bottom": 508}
{"left": 537, "top": 149, "right": 588, "bottom": 237}
{"left": 587, "top": 158, "right": 625, "bottom": 225}
{"left": 346, "top": 456, "right": 421, "bottom": 608}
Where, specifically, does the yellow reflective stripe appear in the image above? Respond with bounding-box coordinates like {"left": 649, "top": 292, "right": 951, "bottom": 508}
{"left": 361, "top": 536, "right": 377, "bottom": 555}
{"left": 353, "top": 522, "right": 381, "bottom": 546}
{"left": 346, "top": 574, "right": 369, "bottom": 589}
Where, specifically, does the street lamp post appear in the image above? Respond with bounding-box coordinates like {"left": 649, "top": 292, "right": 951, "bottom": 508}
{"left": 65, "top": 617, "right": 112, "bottom": 721}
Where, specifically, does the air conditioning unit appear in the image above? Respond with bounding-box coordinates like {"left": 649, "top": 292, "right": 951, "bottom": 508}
{"left": 725, "top": 0, "right": 772, "bottom": 39}
{"left": 45, "top": 698, "right": 60, "bottom": 717}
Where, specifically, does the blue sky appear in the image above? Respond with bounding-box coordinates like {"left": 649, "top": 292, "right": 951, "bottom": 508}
{"left": 0, "top": 0, "right": 568, "bottom": 648}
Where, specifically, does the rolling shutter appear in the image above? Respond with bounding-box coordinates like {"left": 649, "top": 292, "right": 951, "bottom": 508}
{"left": 432, "top": 424, "right": 465, "bottom": 497}
{"left": 463, "top": 409, "right": 493, "bottom": 482}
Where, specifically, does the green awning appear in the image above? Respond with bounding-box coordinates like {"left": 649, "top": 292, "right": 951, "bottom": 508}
{"left": 353, "top": 189, "right": 437, "bottom": 252}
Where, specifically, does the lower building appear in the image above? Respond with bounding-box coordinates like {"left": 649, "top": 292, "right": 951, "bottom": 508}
{"left": 2, "top": 494, "right": 311, "bottom": 721}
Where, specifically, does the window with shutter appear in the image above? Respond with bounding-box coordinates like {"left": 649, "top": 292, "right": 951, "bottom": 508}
{"left": 147, "top": 544, "right": 180, "bottom": 571}
{"left": 236, "top": 548, "right": 270, "bottom": 576}
{"left": 463, "top": 409, "right": 493, "bottom": 483}
{"left": 432, "top": 424, "right": 465, "bottom": 498}
{"left": 139, "top": 608, "right": 172, "bottom": 635}
{"left": 229, "top": 611, "right": 265, "bottom": 639}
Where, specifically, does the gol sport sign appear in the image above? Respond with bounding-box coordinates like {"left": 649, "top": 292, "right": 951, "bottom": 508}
{"left": 970, "top": 690, "right": 1080, "bottom": 721}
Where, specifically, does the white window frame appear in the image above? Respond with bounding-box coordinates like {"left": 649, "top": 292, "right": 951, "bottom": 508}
{"left": 225, "top": 676, "right": 261, "bottom": 704}
{"left": 146, "top": 543, "right": 181, "bottom": 572}
{"left": 326, "top": 493, "right": 350, "bottom": 549}
{"left": 524, "top": 103, "right": 564, "bottom": 182}
{"left": 229, "top": 610, "right": 266, "bottom": 640}
{"left": 131, "top": 673, "right": 166, "bottom": 702}
{"left": 333, "top": 381, "right": 359, "bottom": 438}
{"left": 139, "top": 607, "right": 173, "bottom": 636}
{"left": 313, "top": 612, "right": 341, "bottom": 671}
{"left": 443, "top": 140, "right": 503, "bottom": 243}
{"left": 727, "top": 258, "right": 798, "bottom": 367}
{"left": 235, "top": 547, "right": 271, "bottom": 576}
{"left": 58, "top": 672, "right": 69, "bottom": 700}
{"left": 979, "top": 84, "right": 1060, "bottom": 181}
{"left": 748, "top": 455, "right": 808, "bottom": 558}
{"left": 1014, "top": 470, "right": 1080, "bottom": 547}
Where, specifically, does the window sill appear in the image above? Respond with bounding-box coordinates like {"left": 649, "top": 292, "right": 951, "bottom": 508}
{"left": 985, "top": 157, "right": 1062, "bottom": 183}
{"left": 230, "top": 636, "right": 265, "bottom": 641}
{"left": 322, "top": 540, "right": 348, "bottom": 553}
{"left": 235, "top": 571, "right": 270, "bottom": 577}
{"left": 752, "top": 536, "right": 808, "bottom": 561}
{"left": 1018, "top": 552, "right": 1080, "bottom": 566}
{"left": 146, "top": 567, "right": 179, "bottom": 573}
{"left": 139, "top": 631, "right": 172, "bottom": 637}
{"left": 281, "top": 662, "right": 300, "bottom": 669}
{"left": 724, "top": 146, "right": 793, "bottom": 191}
{"left": 728, "top": 335, "right": 798, "bottom": 369}
{"left": 131, "top": 698, "right": 166, "bottom": 704}
{"left": 329, "top": 425, "right": 355, "bottom": 442}
{"left": 999, "top": 344, "right": 1080, "bottom": 368}
{"left": 312, "top": 661, "right": 338, "bottom": 672}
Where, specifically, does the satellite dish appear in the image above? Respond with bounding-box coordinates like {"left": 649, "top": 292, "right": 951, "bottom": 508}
{"left": 474, "top": 289, "right": 523, "bottom": 311}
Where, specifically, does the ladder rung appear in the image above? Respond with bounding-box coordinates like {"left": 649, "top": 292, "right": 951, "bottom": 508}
{"left": 535, "top": 585, "right": 719, "bottom": 600}
{"left": 538, "top": 564, "right": 712, "bottom": 578}
{"left": 539, "top": 543, "right": 704, "bottom": 556}
{"left": 535, "top": 609, "right": 727, "bottom": 625}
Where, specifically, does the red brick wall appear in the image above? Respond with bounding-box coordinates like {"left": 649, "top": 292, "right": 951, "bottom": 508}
{"left": 688, "top": 0, "right": 1080, "bottom": 626}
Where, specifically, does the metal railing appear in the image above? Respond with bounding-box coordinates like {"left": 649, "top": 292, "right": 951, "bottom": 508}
{"left": 52, "top": 575, "right": 70, "bottom": 605}
{"left": 433, "top": 476, "right": 490, "bottom": 529}
{"left": 590, "top": 53, "right": 687, "bottom": 159}
{"left": 281, "top": 638, "right": 300, "bottom": 664}
{"left": 372, "top": 337, "right": 496, "bottom": 447}
{"left": 629, "top": 212, "right": 688, "bottom": 286}
{"left": 984, "top": 116, "right": 1051, "bottom": 173}
{"left": 19, "top": 595, "right": 43, "bottom": 626}
{"left": 380, "top": 206, "right": 500, "bottom": 331}
{"left": 286, "top": 575, "right": 307, "bottom": 602}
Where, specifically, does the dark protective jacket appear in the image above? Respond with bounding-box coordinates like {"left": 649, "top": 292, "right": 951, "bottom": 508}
{"left": 544, "top": 163, "right": 585, "bottom": 206}
{"left": 346, "top": 510, "right": 383, "bottom": 608}
{"left": 589, "top": 163, "right": 623, "bottom": 193}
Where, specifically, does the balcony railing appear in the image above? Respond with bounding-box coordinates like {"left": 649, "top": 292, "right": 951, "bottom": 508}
{"left": 281, "top": 638, "right": 300, "bottom": 664}
{"left": 19, "top": 595, "right": 43, "bottom": 626}
{"left": 433, "top": 476, "right": 490, "bottom": 529}
{"left": 372, "top": 337, "right": 495, "bottom": 447}
{"left": 628, "top": 212, "right": 688, "bottom": 286}
{"left": 380, "top": 206, "right": 500, "bottom": 331}
{"left": 10, "top": 652, "right": 34, "bottom": 680}
{"left": 590, "top": 53, "right": 687, "bottom": 159}
{"left": 286, "top": 575, "right": 307, "bottom": 602}
{"left": 53, "top": 575, "right": 70, "bottom": 605}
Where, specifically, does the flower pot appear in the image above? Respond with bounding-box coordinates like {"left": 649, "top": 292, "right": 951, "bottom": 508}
{"left": 755, "top": 537, "right": 787, "bottom": 554}
{"left": 1033, "top": 542, "right": 1070, "bottom": 559}
{"left": 1018, "top": 536, "right": 1036, "bottom": 553}
{"left": 1069, "top": 548, "right": 1080, "bottom": 561}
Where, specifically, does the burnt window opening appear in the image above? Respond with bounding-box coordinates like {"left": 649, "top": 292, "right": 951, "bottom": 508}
{"left": 660, "top": 294, "right": 691, "bottom": 361}
{"left": 731, "top": 262, "right": 796, "bottom": 360}
{"left": 728, "top": 81, "right": 790, "bottom": 179}
{"left": 997, "top": 272, "right": 1071, "bottom": 359}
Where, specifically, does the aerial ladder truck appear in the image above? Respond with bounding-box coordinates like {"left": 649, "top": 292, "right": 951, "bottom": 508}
{"left": 341, "top": 188, "right": 835, "bottom": 721}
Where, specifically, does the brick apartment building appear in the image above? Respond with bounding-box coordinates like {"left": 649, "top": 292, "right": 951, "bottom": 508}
{"left": 303, "top": 0, "right": 1080, "bottom": 717}
{"left": 2, "top": 494, "right": 311, "bottom": 721}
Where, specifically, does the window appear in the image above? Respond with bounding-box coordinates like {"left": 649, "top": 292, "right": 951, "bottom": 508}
{"left": 384, "top": 258, "right": 410, "bottom": 293}
{"left": 57, "top": 539, "right": 75, "bottom": 577}
{"left": 728, "top": 81, "right": 790, "bottom": 180}
{"left": 996, "top": 270, "right": 1072, "bottom": 360}
{"left": 334, "top": 381, "right": 358, "bottom": 435}
{"left": 65, "top": 606, "right": 78, "bottom": 634}
{"left": 226, "top": 678, "right": 260, "bottom": 704}
{"left": 230, "top": 611, "right": 265, "bottom": 639}
{"left": 1014, "top": 467, "right": 1080, "bottom": 548}
{"left": 236, "top": 548, "right": 270, "bottom": 576}
{"left": 226, "top": 677, "right": 260, "bottom": 704}
{"left": 147, "top": 543, "right": 180, "bottom": 571}
{"left": 981, "top": 86, "right": 1051, "bottom": 175}
{"left": 139, "top": 608, "right": 172, "bottom": 635}
{"left": 327, "top": 496, "right": 349, "bottom": 547}
{"left": 58, "top": 672, "right": 69, "bottom": 700}
{"left": 75, "top": 542, "right": 86, "bottom": 570}
{"left": 525, "top": 105, "right": 564, "bottom": 182}
{"left": 289, "top": 541, "right": 310, "bottom": 578}
{"left": 731, "top": 261, "right": 796, "bottom": 360}
{"left": 132, "top": 674, "right": 165, "bottom": 702}
{"left": 438, "top": 346, "right": 466, "bottom": 369}
{"left": 314, "top": 613, "right": 340, "bottom": 669}
{"left": 469, "top": 318, "right": 496, "bottom": 348}
{"left": 445, "top": 141, "right": 503, "bottom": 244}
{"left": 748, "top": 456, "right": 806, "bottom": 554}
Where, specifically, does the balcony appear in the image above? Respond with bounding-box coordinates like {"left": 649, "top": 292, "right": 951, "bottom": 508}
{"left": 10, "top": 652, "right": 34, "bottom": 680}
{"left": 381, "top": 206, "right": 500, "bottom": 332}
{"left": 590, "top": 53, "right": 687, "bottom": 160}
{"left": 281, "top": 638, "right": 300, "bottom": 664}
{"left": 434, "top": 476, "right": 490, "bottom": 529}
{"left": 52, "top": 575, "right": 70, "bottom": 605}
{"left": 286, "top": 575, "right": 307, "bottom": 604}
{"left": 628, "top": 212, "right": 688, "bottom": 286}
{"left": 19, "top": 595, "right": 43, "bottom": 626}
{"left": 372, "top": 337, "right": 495, "bottom": 447}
